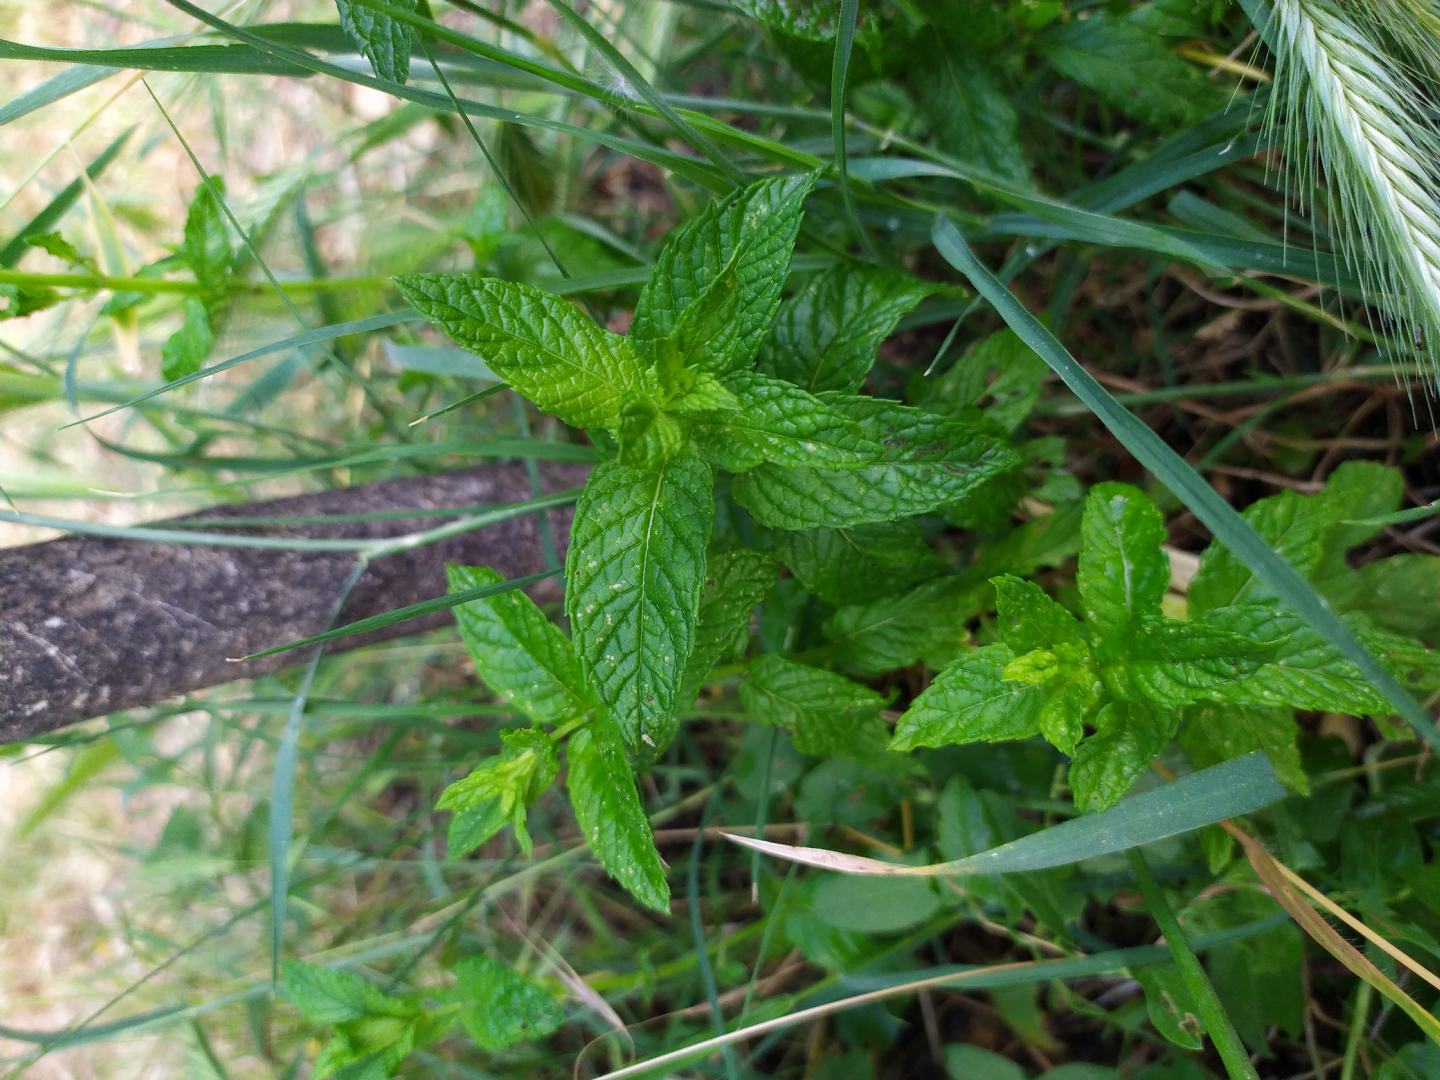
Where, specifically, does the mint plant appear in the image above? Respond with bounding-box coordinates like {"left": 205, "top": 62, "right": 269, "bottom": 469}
{"left": 398, "top": 174, "right": 1017, "bottom": 908}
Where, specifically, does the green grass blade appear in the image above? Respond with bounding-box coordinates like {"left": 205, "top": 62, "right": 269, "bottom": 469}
{"left": 729, "top": 754, "right": 1286, "bottom": 877}
{"left": 60, "top": 312, "right": 417, "bottom": 428}
{"left": 234, "top": 570, "right": 560, "bottom": 661}
{"left": 932, "top": 217, "right": 1440, "bottom": 751}
{"left": 1130, "top": 850, "right": 1260, "bottom": 1080}
{"left": 0, "top": 62, "right": 115, "bottom": 126}
{"left": 544, "top": 0, "right": 746, "bottom": 185}
{"left": 268, "top": 562, "right": 365, "bottom": 982}
{"left": 0, "top": 127, "right": 132, "bottom": 267}
{"left": 830, "top": 0, "right": 875, "bottom": 261}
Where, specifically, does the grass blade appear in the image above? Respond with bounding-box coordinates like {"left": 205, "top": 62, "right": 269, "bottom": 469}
{"left": 232, "top": 570, "right": 560, "bottom": 661}
{"left": 1130, "top": 849, "right": 1260, "bottom": 1080}
{"left": 727, "top": 754, "right": 1286, "bottom": 877}
{"left": 0, "top": 128, "right": 132, "bottom": 267}
{"left": 932, "top": 217, "right": 1440, "bottom": 752}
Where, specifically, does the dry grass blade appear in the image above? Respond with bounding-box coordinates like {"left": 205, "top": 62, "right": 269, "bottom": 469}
{"left": 1230, "top": 827, "right": 1440, "bottom": 1042}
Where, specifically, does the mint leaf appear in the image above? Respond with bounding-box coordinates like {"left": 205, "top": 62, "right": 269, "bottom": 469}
{"left": 917, "top": 40, "right": 1030, "bottom": 188}
{"left": 740, "top": 654, "right": 890, "bottom": 759}
{"left": 992, "top": 574, "right": 1083, "bottom": 653}
{"left": 631, "top": 174, "right": 816, "bottom": 375}
{"left": 923, "top": 329, "right": 1047, "bottom": 434}
{"left": 784, "top": 520, "right": 944, "bottom": 606}
{"left": 1323, "top": 554, "right": 1440, "bottom": 639}
{"left": 1198, "top": 604, "right": 1437, "bottom": 717}
{"left": 1180, "top": 702, "right": 1308, "bottom": 795}
{"left": 566, "top": 718, "right": 669, "bottom": 912}
{"left": 685, "top": 371, "right": 879, "bottom": 471}
{"left": 438, "top": 729, "right": 559, "bottom": 858}
{"left": 1098, "top": 616, "right": 1276, "bottom": 707}
{"left": 180, "top": 177, "right": 232, "bottom": 299}
{"left": 565, "top": 449, "right": 714, "bottom": 754}
{"left": 617, "top": 394, "right": 684, "bottom": 468}
{"left": 1077, "top": 482, "right": 1169, "bottom": 628}
{"left": 1002, "top": 643, "right": 1102, "bottom": 755}
{"left": 337, "top": 0, "right": 417, "bottom": 84}
{"left": 733, "top": 396, "right": 1019, "bottom": 529}
{"left": 1069, "top": 701, "right": 1179, "bottom": 812}
{"left": 161, "top": 296, "right": 215, "bottom": 381}
{"left": 396, "top": 273, "right": 650, "bottom": 431}
{"left": 283, "top": 961, "right": 414, "bottom": 1026}
{"left": 731, "top": 0, "right": 845, "bottom": 42}
{"left": 1188, "top": 490, "right": 1329, "bottom": 613}
{"left": 678, "top": 548, "right": 779, "bottom": 707}
{"left": 26, "top": 231, "right": 95, "bottom": 271}
{"left": 890, "top": 644, "right": 1045, "bottom": 751}
{"left": 447, "top": 565, "right": 595, "bottom": 727}
{"left": 1310, "top": 460, "right": 1405, "bottom": 572}
{"left": 1043, "top": 16, "right": 1222, "bottom": 127}
{"left": 453, "top": 955, "right": 563, "bottom": 1051}
{"left": 824, "top": 576, "right": 984, "bottom": 675}
{"left": 755, "top": 266, "right": 934, "bottom": 393}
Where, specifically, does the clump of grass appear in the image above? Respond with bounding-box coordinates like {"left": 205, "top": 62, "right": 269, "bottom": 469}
{"left": 1257, "top": 0, "right": 1440, "bottom": 393}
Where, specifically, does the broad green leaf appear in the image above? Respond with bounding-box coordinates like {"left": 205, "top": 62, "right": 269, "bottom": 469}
{"left": 944, "top": 1045, "right": 1028, "bottom": 1080}
{"left": 811, "top": 875, "right": 941, "bottom": 933}
{"left": 731, "top": 754, "right": 1288, "bottom": 876}
{"left": 180, "top": 176, "right": 232, "bottom": 298}
{"left": 1179, "top": 702, "right": 1308, "bottom": 795}
{"left": 631, "top": 173, "right": 816, "bottom": 375}
{"left": 566, "top": 718, "right": 670, "bottom": 912}
{"left": 336, "top": 0, "right": 417, "bottom": 84}
{"left": 1189, "top": 463, "right": 1398, "bottom": 613}
{"left": 312, "top": 1021, "right": 416, "bottom": 1080}
{"left": 733, "top": 396, "right": 1019, "bottom": 529}
{"left": 395, "top": 273, "right": 650, "bottom": 431}
{"left": 25, "top": 231, "right": 95, "bottom": 271}
{"left": 1000, "top": 643, "right": 1102, "bottom": 755}
{"left": 784, "top": 519, "right": 944, "bottom": 606}
{"left": 1322, "top": 554, "right": 1440, "bottom": 639}
{"left": 678, "top": 548, "right": 779, "bottom": 706}
{"left": 1188, "top": 490, "right": 1331, "bottom": 613}
{"left": 1197, "top": 605, "right": 1436, "bottom": 717}
{"left": 1098, "top": 617, "right": 1276, "bottom": 707}
{"left": 1078, "top": 482, "right": 1170, "bottom": 628}
{"left": 617, "top": 394, "right": 684, "bottom": 469}
{"left": 824, "top": 576, "right": 984, "bottom": 675}
{"left": 1069, "top": 702, "right": 1179, "bottom": 813}
{"left": 924, "top": 329, "right": 1048, "bottom": 434}
{"left": 917, "top": 39, "right": 1030, "bottom": 188}
{"left": 1310, "top": 460, "right": 1404, "bottom": 570}
{"left": 438, "top": 729, "right": 559, "bottom": 858}
{"left": 161, "top": 297, "right": 215, "bottom": 381}
{"left": 992, "top": 575, "right": 1083, "bottom": 653}
{"left": 740, "top": 654, "right": 890, "bottom": 758}
{"left": 1042, "top": 16, "right": 1222, "bottom": 127}
{"left": 446, "top": 564, "right": 594, "bottom": 727}
{"left": 1134, "top": 964, "right": 1205, "bottom": 1051}
{"left": 452, "top": 955, "right": 563, "bottom": 1051}
{"left": 1036, "top": 676, "right": 1101, "bottom": 757}
{"left": 890, "top": 644, "right": 1045, "bottom": 751}
{"left": 684, "top": 371, "right": 879, "bottom": 471}
{"left": 756, "top": 266, "right": 934, "bottom": 392}
{"left": 731, "top": 0, "right": 850, "bottom": 42}
{"left": 0, "top": 283, "right": 61, "bottom": 321}
{"left": 282, "top": 961, "right": 413, "bottom": 1026}
{"left": 668, "top": 370, "right": 742, "bottom": 415}
{"left": 932, "top": 219, "right": 1439, "bottom": 750}
{"left": 564, "top": 449, "right": 714, "bottom": 753}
